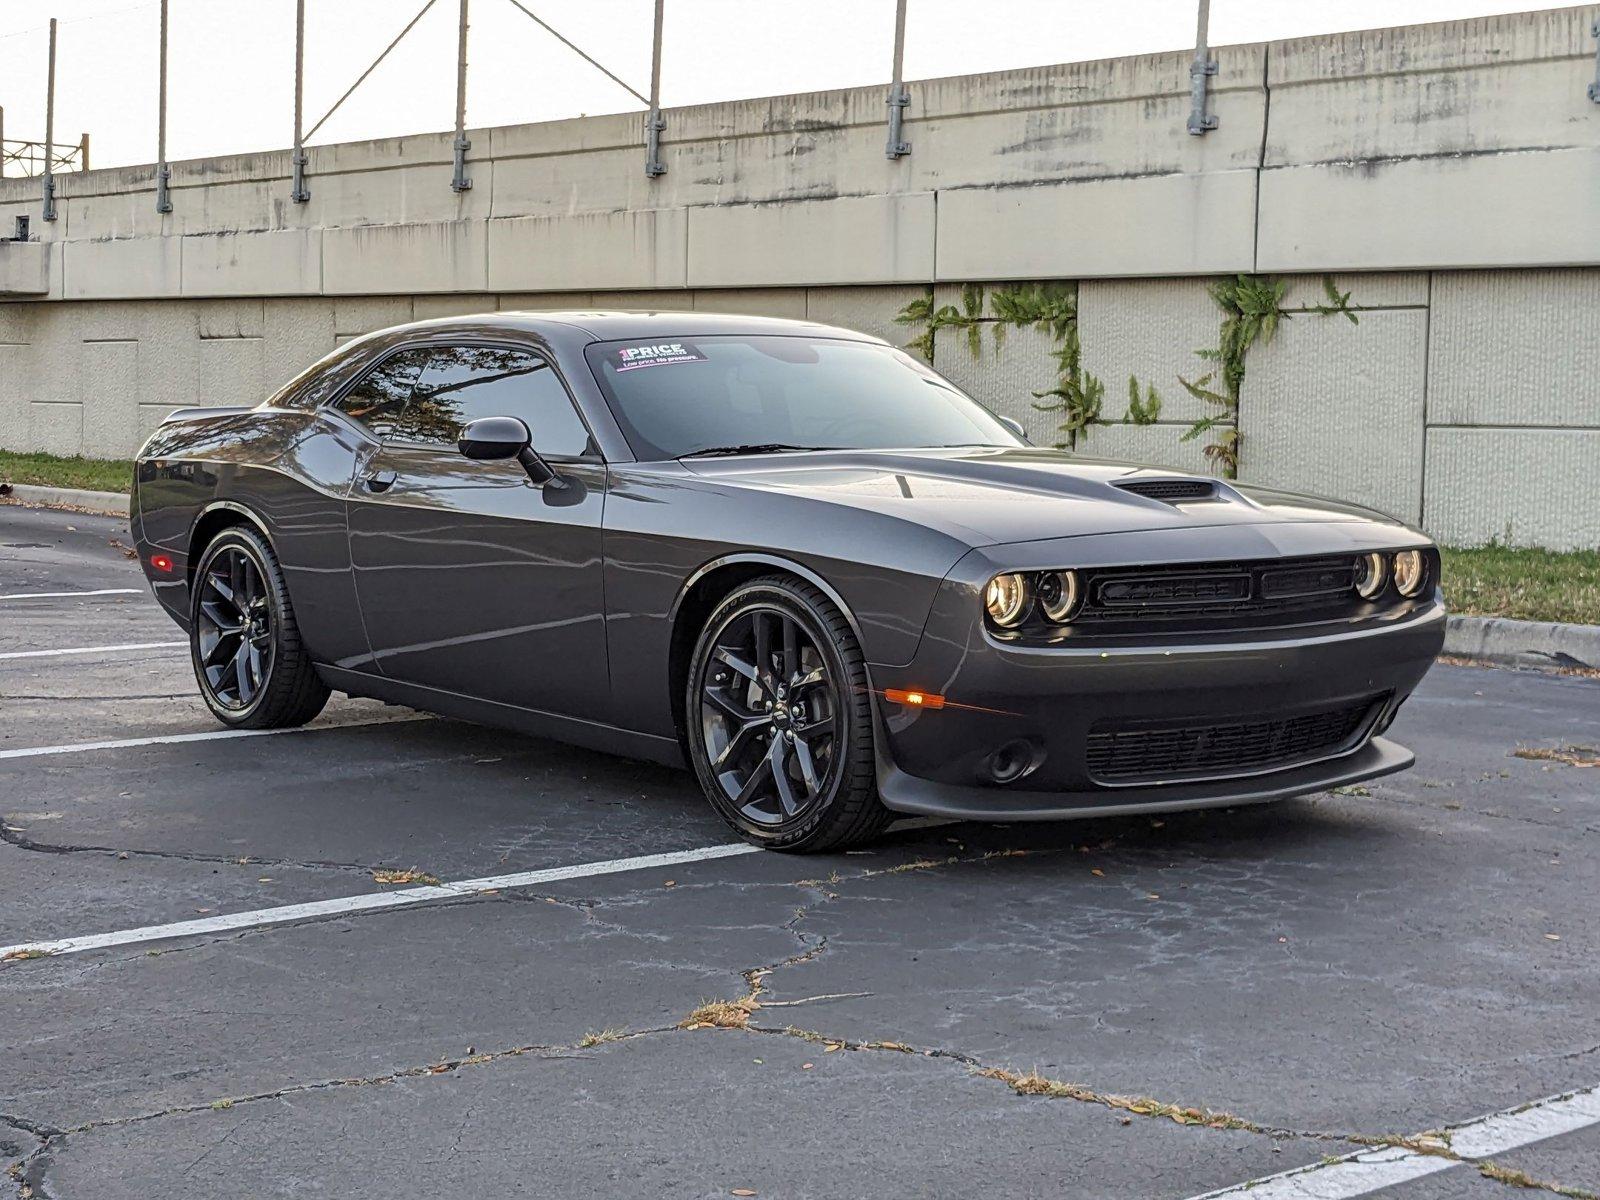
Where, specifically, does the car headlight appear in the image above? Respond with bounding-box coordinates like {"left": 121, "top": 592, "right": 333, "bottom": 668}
{"left": 984, "top": 573, "right": 1030, "bottom": 628}
{"left": 1393, "top": 549, "right": 1427, "bottom": 597}
{"left": 1354, "top": 552, "right": 1389, "bottom": 600}
{"left": 1037, "top": 570, "right": 1081, "bottom": 623}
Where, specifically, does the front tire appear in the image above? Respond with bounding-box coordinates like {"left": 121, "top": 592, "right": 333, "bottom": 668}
{"left": 190, "top": 525, "right": 330, "bottom": 729}
{"left": 686, "top": 575, "right": 891, "bottom": 852}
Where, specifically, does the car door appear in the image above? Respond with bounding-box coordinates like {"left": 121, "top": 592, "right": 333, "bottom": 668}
{"left": 346, "top": 342, "right": 611, "bottom": 722}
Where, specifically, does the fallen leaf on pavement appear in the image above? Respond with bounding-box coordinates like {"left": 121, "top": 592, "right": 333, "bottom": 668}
{"left": 373, "top": 868, "right": 441, "bottom": 886}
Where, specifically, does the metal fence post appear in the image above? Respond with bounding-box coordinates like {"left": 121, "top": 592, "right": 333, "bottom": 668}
{"left": 451, "top": 0, "right": 472, "bottom": 191}
{"left": 1187, "top": 0, "right": 1218, "bottom": 135}
{"left": 885, "top": 0, "right": 911, "bottom": 158}
{"left": 42, "top": 18, "right": 58, "bottom": 220}
{"left": 156, "top": 0, "right": 172, "bottom": 212}
{"left": 0, "top": 106, "right": 6, "bottom": 180}
{"left": 645, "top": 0, "right": 666, "bottom": 177}
{"left": 292, "top": 0, "right": 310, "bottom": 202}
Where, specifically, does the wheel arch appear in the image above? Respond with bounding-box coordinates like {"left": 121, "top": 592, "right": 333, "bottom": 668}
{"left": 187, "top": 501, "right": 276, "bottom": 593}
{"left": 666, "top": 553, "right": 873, "bottom": 750}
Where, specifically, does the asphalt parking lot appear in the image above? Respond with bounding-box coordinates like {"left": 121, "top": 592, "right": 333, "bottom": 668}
{"left": 2, "top": 500, "right": 1597, "bottom": 1200}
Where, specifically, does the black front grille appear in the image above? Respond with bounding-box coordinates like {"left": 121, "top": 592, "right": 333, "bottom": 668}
{"left": 1114, "top": 479, "right": 1216, "bottom": 503}
{"left": 1085, "top": 697, "right": 1382, "bottom": 785}
{"left": 1070, "top": 555, "right": 1373, "bottom": 629}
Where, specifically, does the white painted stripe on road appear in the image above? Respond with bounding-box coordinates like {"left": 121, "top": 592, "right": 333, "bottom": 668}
{"left": 0, "top": 842, "right": 760, "bottom": 960}
{"left": 0, "top": 640, "right": 185, "bottom": 660}
{"left": 1186, "top": 1083, "right": 1600, "bottom": 1200}
{"left": 0, "top": 588, "right": 142, "bottom": 601}
{"left": 0, "top": 713, "right": 432, "bottom": 761}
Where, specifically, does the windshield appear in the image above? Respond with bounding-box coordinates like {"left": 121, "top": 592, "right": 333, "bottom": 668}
{"left": 584, "top": 335, "right": 1023, "bottom": 461}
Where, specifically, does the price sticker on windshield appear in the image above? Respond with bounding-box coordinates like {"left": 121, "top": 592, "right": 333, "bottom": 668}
{"left": 611, "top": 341, "right": 707, "bottom": 372}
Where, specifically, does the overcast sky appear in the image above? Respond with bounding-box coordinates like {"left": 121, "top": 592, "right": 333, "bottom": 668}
{"left": 0, "top": 0, "right": 1542, "bottom": 170}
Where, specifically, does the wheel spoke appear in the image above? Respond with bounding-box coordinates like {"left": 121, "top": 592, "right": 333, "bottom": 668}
{"left": 704, "top": 684, "right": 760, "bottom": 724}
{"left": 233, "top": 637, "right": 255, "bottom": 703}
{"left": 769, "top": 739, "right": 800, "bottom": 815}
{"left": 201, "top": 628, "right": 240, "bottom": 668}
{"left": 791, "top": 735, "right": 820, "bottom": 795}
{"left": 791, "top": 665, "right": 827, "bottom": 693}
{"left": 208, "top": 568, "right": 238, "bottom": 611}
{"left": 733, "top": 755, "right": 774, "bottom": 808}
{"left": 246, "top": 639, "right": 264, "bottom": 696}
{"left": 753, "top": 612, "right": 773, "bottom": 682}
{"left": 713, "top": 646, "right": 759, "bottom": 684}
{"left": 781, "top": 616, "right": 799, "bottom": 680}
{"left": 199, "top": 600, "right": 241, "bottom": 633}
{"left": 794, "top": 711, "right": 835, "bottom": 741}
{"left": 711, "top": 719, "right": 768, "bottom": 771}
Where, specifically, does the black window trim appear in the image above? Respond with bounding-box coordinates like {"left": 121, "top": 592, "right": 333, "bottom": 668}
{"left": 321, "top": 337, "right": 604, "bottom": 464}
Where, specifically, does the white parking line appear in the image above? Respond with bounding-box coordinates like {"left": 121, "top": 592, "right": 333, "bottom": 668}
{"left": 0, "top": 714, "right": 432, "bottom": 761}
{"left": 0, "top": 588, "right": 143, "bottom": 601}
{"left": 1186, "top": 1083, "right": 1600, "bottom": 1200}
{"left": 0, "top": 842, "right": 760, "bottom": 960}
{"left": 0, "top": 641, "right": 186, "bottom": 661}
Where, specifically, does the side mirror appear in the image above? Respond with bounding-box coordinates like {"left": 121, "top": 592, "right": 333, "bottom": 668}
{"left": 997, "top": 415, "right": 1029, "bottom": 443}
{"left": 458, "top": 416, "right": 567, "bottom": 488}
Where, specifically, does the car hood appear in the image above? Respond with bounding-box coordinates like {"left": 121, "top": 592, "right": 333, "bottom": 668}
{"left": 678, "top": 446, "right": 1411, "bottom": 547}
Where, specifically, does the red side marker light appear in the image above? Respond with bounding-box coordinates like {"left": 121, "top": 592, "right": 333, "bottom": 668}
{"left": 149, "top": 553, "right": 174, "bottom": 574}
{"left": 884, "top": 688, "right": 945, "bottom": 710}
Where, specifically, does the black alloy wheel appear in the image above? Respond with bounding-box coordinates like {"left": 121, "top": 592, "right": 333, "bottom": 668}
{"left": 195, "top": 545, "right": 274, "bottom": 710}
{"left": 687, "top": 575, "right": 890, "bottom": 852}
{"left": 190, "top": 526, "right": 330, "bottom": 729}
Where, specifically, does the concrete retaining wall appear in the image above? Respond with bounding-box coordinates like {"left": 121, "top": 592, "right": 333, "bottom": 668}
{"left": 1, "top": 6, "right": 1597, "bottom": 549}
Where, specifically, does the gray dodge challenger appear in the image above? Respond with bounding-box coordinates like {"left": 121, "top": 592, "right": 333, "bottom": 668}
{"left": 132, "top": 311, "right": 1446, "bottom": 852}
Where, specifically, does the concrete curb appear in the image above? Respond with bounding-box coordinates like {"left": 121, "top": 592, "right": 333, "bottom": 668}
{"left": 1445, "top": 614, "right": 1600, "bottom": 672}
{"left": 0, "top": 483, "right": 130, "bottom": 516}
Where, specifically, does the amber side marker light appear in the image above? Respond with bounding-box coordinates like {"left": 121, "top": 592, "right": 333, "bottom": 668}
{"left": 149, "top": 554, "right": 175, "bottom": 573}
{"left": 883, "top": 688, "right": 946, "bottom": 710}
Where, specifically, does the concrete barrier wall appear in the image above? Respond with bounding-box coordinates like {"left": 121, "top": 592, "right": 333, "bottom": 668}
{"left": 1, "top": 6, "right": 1597, "bottom": 549}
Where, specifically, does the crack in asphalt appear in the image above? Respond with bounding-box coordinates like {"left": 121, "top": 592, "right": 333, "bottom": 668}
{"left": 5, "top": 835, "right": 1596, "bottom": 1199}
{"left": 0, "top": 820, "right": 390, "bottom": 877}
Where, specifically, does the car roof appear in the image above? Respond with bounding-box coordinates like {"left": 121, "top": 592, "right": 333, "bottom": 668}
{"left": 389, "top": 310, "right": 888, "bottom": 344}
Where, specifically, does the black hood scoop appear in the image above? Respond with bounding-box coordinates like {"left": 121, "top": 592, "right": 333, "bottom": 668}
{"left": 1113, "top": 478, "right": 1218, "bottom": 504}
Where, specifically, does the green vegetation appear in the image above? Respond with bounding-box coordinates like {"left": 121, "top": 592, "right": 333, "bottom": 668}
{"left": 1442, "top": 544, "right": 1600, "bottom": 627}
{"left": 894, "top": 282, "right": 1110, "bottom": 450}
{"left": 0, "top": 449, "right": 134, "bottom": 494}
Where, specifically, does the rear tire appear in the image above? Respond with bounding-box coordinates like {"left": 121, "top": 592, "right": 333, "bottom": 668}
{"left": 190, "top": 525, "right": 330, "bottom": 730}
{"left": 686, "top": 575, "right": 891, "bottom": 853}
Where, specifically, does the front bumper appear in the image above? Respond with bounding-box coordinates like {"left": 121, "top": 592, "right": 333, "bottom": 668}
{"left": 879, "top": 736, "right": 1414, "bottom": 821}
{"left": 869, "top": 526, "right": 1446, "bottom": 821}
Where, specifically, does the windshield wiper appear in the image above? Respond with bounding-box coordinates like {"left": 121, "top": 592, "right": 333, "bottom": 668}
{"left": 679, "top": 443, "right": 824, "bottom": 459}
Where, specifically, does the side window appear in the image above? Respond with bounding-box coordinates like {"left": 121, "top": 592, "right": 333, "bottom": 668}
{"left": 396, "top": 346, "right": 594, "bottom": 458}
{"left": 333, "top": 349, "right": 432, "bottom": 438}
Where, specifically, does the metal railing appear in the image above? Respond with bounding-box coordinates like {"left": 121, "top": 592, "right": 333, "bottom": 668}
{"left": 0, "top": 132, "right": 90, "bottom": 179}
{"left": 2, "top": 0, "right": 1270, "bottom": 219}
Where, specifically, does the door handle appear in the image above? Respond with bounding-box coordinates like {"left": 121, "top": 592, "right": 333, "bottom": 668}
{"left": 362, "top": 469, "right": 398, "bottom": 494}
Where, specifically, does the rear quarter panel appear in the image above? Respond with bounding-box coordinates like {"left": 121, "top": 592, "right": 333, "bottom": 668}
{"left": 135, "top": 408, "right": 369, "bottom": 666}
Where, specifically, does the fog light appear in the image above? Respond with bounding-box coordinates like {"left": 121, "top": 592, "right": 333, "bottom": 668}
{"left": 1353, "top": 552, "right": 1388, "bottom": 599}
{"left": 985, "top": 573, "right": 1030, "bottom": 628}
{"left": 1393, "top": 550, "right": 1427, "bottom": 597}
{"left": 987, "top": 738, "right": 1040, "bottom": 785}
{"left": 1037, "top": 570, "right": 1081, "bottom": 623}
